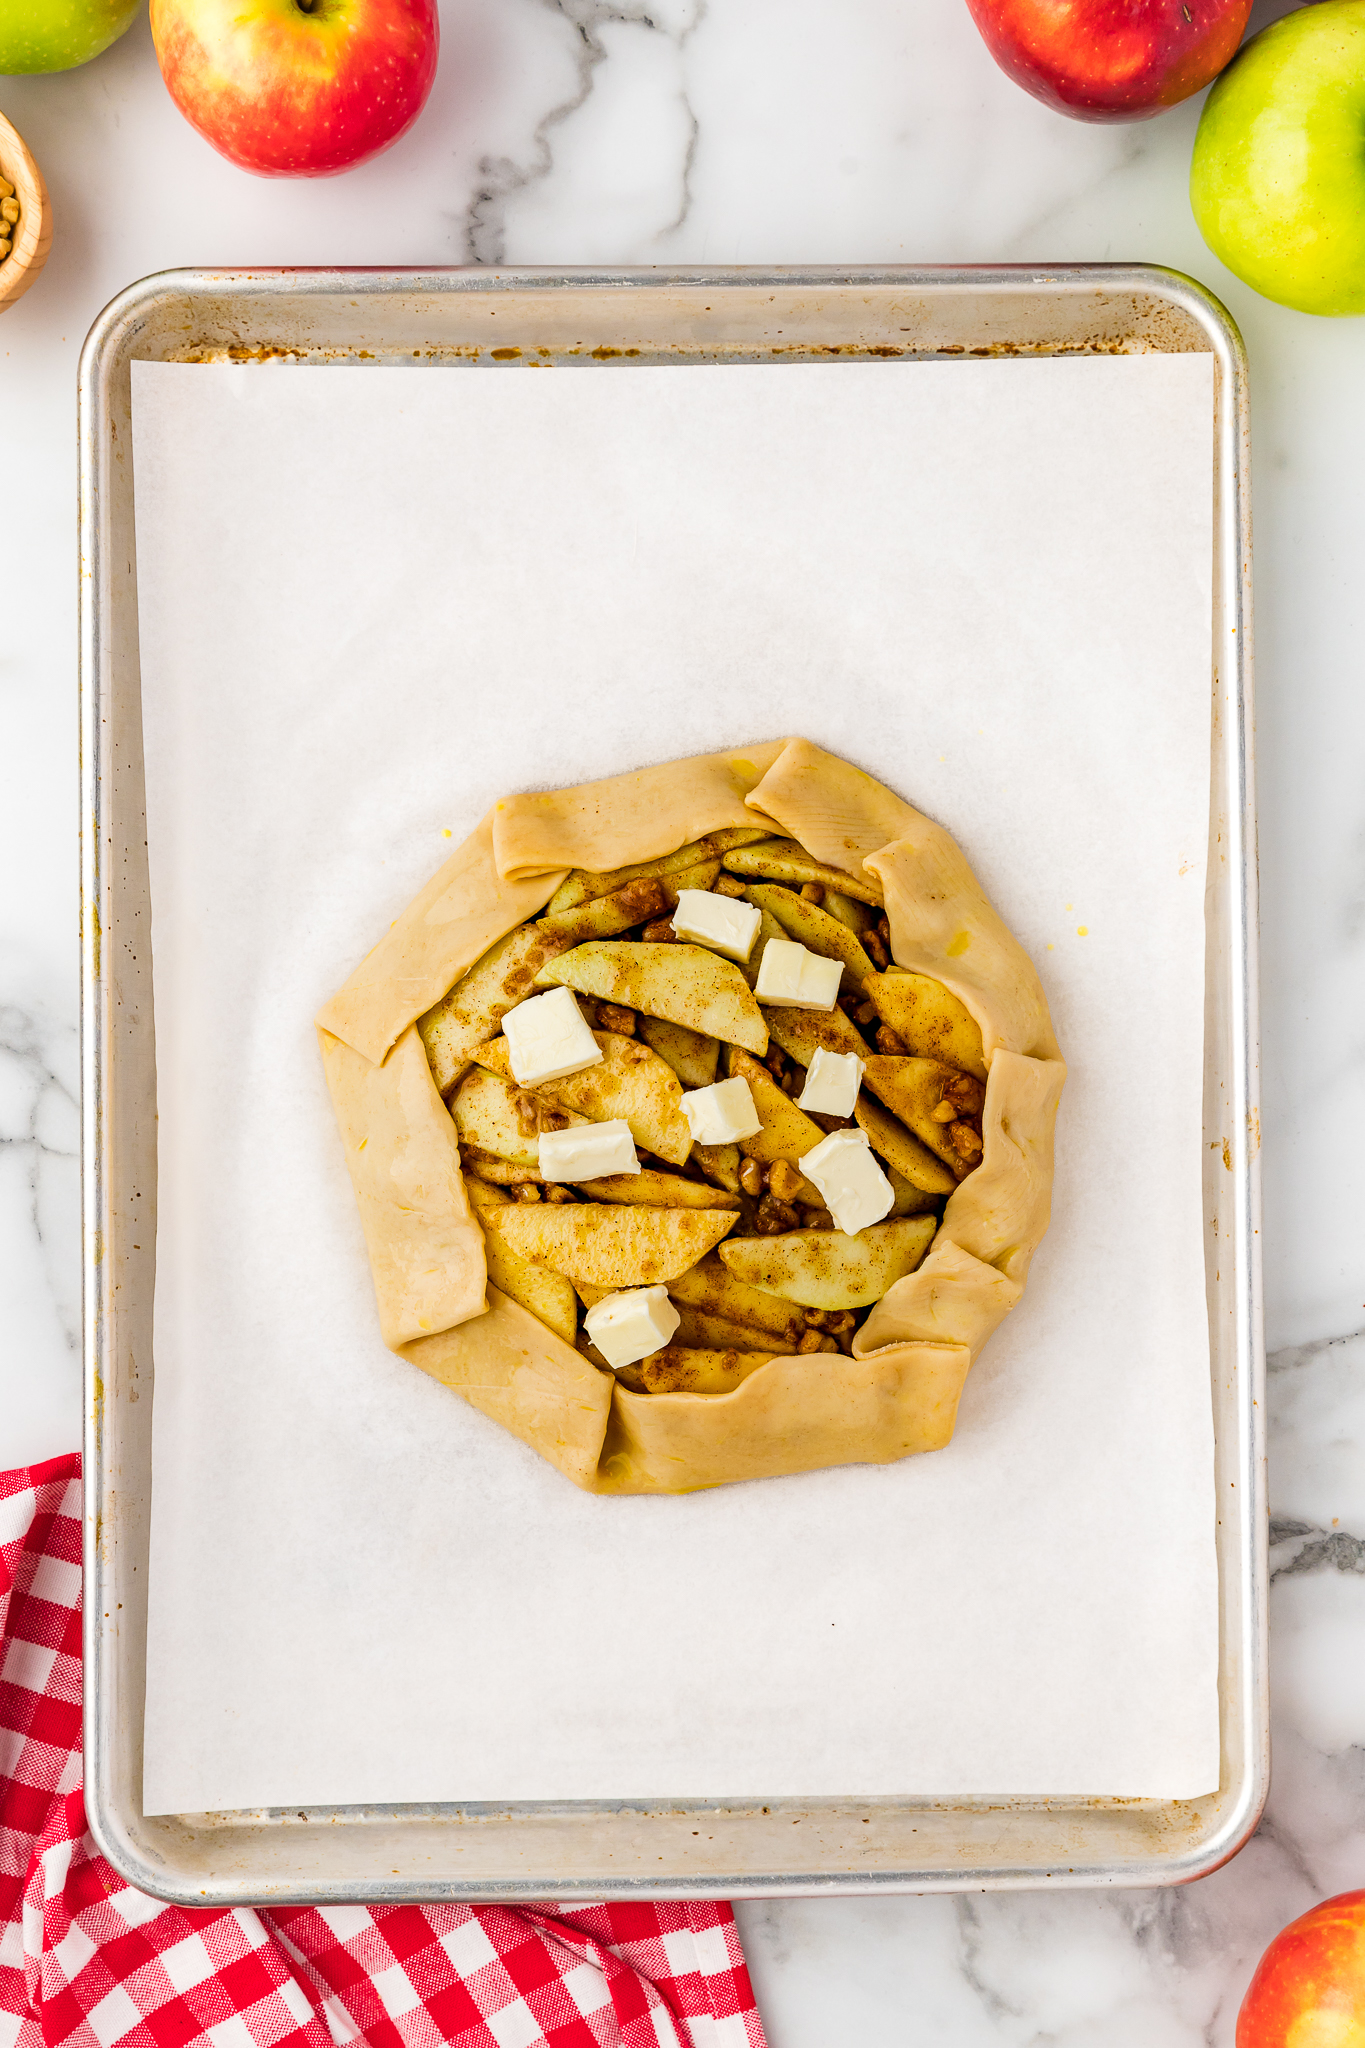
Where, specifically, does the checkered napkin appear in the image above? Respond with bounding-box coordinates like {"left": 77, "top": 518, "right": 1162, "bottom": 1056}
{"left": 1, "top": 1458, "right": 767, "bottom": 2048}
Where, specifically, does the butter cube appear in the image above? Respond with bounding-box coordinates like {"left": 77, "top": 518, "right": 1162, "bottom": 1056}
{"left": 584, "top": 1285, "right": 681, "bottom": 1370}
{"left": 539, "top": 1120, "right": 639, "bottom": 1182}
{"left": 754, "top": 938, "right": 842, "bottom": 1012}
{"left": 500, "top": 985, "right": 603, "bottom": 1086}
{"left": 799, "top": 1127, "right": 894, "bottom": 1235}
{"left": 679, "top": 1075, "right": 762, "bottom": 1147}
{"left": 797, "top": 1047, "right": 865, "bottom": 1118}
{"left": 671, "top": 888, "right": 763, "bottom": 963}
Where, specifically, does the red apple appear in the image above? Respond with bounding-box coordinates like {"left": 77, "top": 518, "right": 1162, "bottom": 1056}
{"left": 964, "top": 0, "right": 1252, "bottom": 119}
{"left": 150, "top": 0, "right": 438, "bottom": 177}
{"left": 1238, "top": 1890, "right": 1365, "bottom": 2046}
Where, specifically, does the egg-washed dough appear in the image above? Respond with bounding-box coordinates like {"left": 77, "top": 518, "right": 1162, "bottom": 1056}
{"left": 319, "top": 740, "right": 1065, "bottom": 1494}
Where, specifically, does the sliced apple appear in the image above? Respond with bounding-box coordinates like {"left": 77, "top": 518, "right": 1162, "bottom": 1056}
{"left": 638, "top": 1014, "right": 719, "bottom": 1089}
{"left": 725, "top": 1049, "right": 824, "bottom": 1197}
{"left": 534, "top": 942, "right": 767, "bottom": 1054}
{"left": 852, "top": 1093, "right": 957, "bottom": 1194}
{"left": 886, "top": 1161, "right": 942, "bottom": 1215}
{"left": 672, "top": 1305, "right": 787, "bottom": 1353}
{"left": 459, "top": 1146, "right": 544, "bottom": 1187}
{"left": 763, "top": 1002, "right": 871, "bottom": 1067}
{"left": 464, "top": 1179, "right": 578, "bottom": 1345}
{"left": 862, "top": 970, "right": 988, "bottom": 1081}
{"left": 625, "top": 1346, "right": 779, "bottom": 1395}
{"left": 669, "top": 1250, "right": 808, "bottom": 1344}
{"left": 451, "top": 1068, "right": 589, "bottom": 1167}
{"left": 575, "top": 1167, "right": 740, "bottom": 1209}
{"left": 482, "top": 1201, "right": 737, "bottom": 1289}
{"left": 546, "top": 827, "right": 770, "bottom": 914}
{"left": 722, "top": 838, "right": 884, "bottom": 907}
{"left": 473, "top": 1030, "right": 693, "bottom": 1165}
{"left": 419, "top": 922, "right": 571, "bottom": 1096}
{"left": 862, "top": 1055, "right": 978, "bottom": 1170}
{"left": 692, "top": 1141, "right": 742, "bottom": 1193}
{"left": 821, "top": 889, "right": 878, "bottom": 937}
{"left": 719, "top": 1215, "right": 937, "bottom": 1309}
{"left": 746, "top": 884, "right": 875, "bottom": 985}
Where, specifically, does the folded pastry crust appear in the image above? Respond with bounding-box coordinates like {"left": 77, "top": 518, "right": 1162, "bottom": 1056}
{"left": 319, "top": 740, "right": 1065, "bottom": 1493}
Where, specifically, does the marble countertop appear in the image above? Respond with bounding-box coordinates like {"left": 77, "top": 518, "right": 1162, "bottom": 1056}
{"left": 3, "top": 0, "right": 1362, "bottom": 2038}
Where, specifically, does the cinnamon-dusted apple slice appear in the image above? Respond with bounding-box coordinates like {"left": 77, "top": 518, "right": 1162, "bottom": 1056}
{"left": 472, "top": 1030, "right": 693, "bottom": 1165}
{"left": 669, "top": 1251, "right": 808, "bottom": 1346}
{"left": 482, "top": 1201, "right": 737, "bottom": 1290}
{"left": 762, "top": 1001, "right": 870, "bottom": 1067}
{"left": 533, "top": 942, "right": 767, "bottom": 1055}
{"left": 861, "top": 1056, "right": 986, "bottom": 1174}
{"left": 621, "top": 1346, "right": 780, "bottom": 1396}
{"left": 419, "top": 923, "right": 572, "bottom": 1096}
{"left": 885, "top": 1162, "right": 942, "bottom": 1215}
{"left": 724, "top": 1049, "right": 823, "bottom": 1201}
{"left": 638, "top": 1014, "right": 719, "bottom": 1090}
{"left": 692, "top": 1142, "right": 742, "bottom": 1193}
{"left": 820, "top": 889, "right": 878, "bottom": 937}
{"left": 451, "top": 1068, "right": 590, "bottom": 1168}
{"left": 862, "top": 969, "right": 988, "bottom": 1081}
{"left": 546, "top": 827, "right": 769, "bottom": 915}
{"left": 672, "top": 1305, "right": 787, "bottom": 1353}
{"left": 465, "top": 1179, "right": 578, "bottom": 1345}
{"left": 746, "top": 884, "right": 876, "bottom": 987}
{"left": 852, "top": 1093, "right": 958, "bottom": 1194}
{"left": 720, "top": 1216, "right": 936, "bottom": 1310}
{"left": 721, "top": 838, "right": 884, "bottom": 908}
{"left": 574, "top": 1168, "right": 740, "bottom": 1210}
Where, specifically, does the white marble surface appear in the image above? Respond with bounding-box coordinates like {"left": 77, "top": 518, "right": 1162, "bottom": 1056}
{"left": 2, "top": 0, "right": 1363, "bottom": 2037}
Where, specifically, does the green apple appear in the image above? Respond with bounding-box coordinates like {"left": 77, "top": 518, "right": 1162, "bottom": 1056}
{"left": 1190, "top": 0, "right": 1365, "bottom": 316}
{"left": 0, "top": 0, "right": 139, "bottom": 72}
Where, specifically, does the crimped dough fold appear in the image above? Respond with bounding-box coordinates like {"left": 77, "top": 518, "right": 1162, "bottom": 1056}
{"left": 319, "top": 1024, "right": 488, "bottom": 1347}
{"left": 320, "top": 740, "right": 1064, "bottom": 1492}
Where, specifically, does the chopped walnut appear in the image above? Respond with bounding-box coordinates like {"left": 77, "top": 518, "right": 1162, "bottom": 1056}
{"left": 864, "top": 929, "right": 889, "bottom": 969}
{"left": 800, "top": 1207, "right": 836, "bottom": 1230}
{"left": 513, "top": 1091, "right": 541, "bottom": 1136}
{"left": 943, "top": 1070, "right": 986, "bottom": 1116}
{"left": 765, "top": 1045, "right": 788, "bottom": 1079}
{"left": 512, "top": 1182, "right": 542, "bottom": 1203}
{"left": 854, "top": 1001, "right": 877, "bottom": 1026}
{"left": 875, "top": 1025, "right": 906, "bottom": 1056}
{"left": 767, "top": 1160, "right": 805, "bottom": 1203}
{"left": 931, "top": 1099, "right": 958, "bottom": 1123}
{"left": 642, "top": 919, "right": 677, "bottom": 943}
{"left": 797, "top": 1329, "right": 839, "bottom": 1355}
{"left": 598, "top": 1002, "right": 636, "bottom": 1036}
{"left": 618, "top": 877, "right": 668, "bottom": 921}
{"left": 739, "top": 1156, "right": 765, "bottom": 1198}
{"left": 755, "top": 1192, "right": 799, "bottom": 1234}
{"left": 544, "top": 1183, "right": 575, "bottom": 1203}
{"left": 800, "top": 882, "right": 825, "bottom": 905}
{"left": 949, "top": 1120, "right": 983, "bottom": 1165}
{"left": 713, "top": 874, "right": 749, "bottom": 899}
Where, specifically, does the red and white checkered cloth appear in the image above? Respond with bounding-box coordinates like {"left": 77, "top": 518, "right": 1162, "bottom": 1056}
{"left": 0, "top": 1457, "right": 767, "bottom": 2048}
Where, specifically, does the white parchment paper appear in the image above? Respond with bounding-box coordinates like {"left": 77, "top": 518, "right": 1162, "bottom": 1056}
{"left": 133, "top": 353, "right": 1218, "bottom": 1814}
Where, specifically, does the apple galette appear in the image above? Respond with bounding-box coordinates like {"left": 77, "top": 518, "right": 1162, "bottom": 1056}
{"left": 317, "top": 739, "right": 1065, "bottom": 1493}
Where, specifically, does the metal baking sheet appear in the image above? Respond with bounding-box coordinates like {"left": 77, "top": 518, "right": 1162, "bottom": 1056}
{"left": 80, "top": 264, "right": 1264, "bottom": 1905}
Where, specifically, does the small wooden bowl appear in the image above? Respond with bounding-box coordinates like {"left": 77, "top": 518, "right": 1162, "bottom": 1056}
{"left": 0, "top": 110, "right": 52, "bottom": 316}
